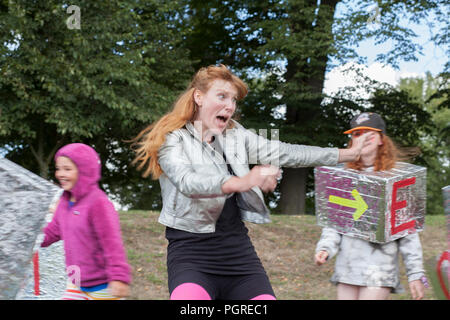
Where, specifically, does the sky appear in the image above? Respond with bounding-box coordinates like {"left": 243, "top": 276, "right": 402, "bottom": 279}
{"left": 323, "top": 1, "right": 448, "bottom": 97}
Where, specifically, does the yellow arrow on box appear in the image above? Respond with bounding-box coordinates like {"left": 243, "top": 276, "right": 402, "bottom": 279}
{"left": 328, "top": 189, "right": 368, "bottom": 221}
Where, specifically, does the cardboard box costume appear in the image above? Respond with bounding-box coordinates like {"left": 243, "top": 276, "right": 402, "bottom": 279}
{"left": 0, "top": 158, "right": 65, "bottom": 299}
{"left": 314, "top": 162, "right": 426, "bottom": 243}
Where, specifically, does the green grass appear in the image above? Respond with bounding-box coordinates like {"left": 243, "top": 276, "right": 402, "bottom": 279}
{"left": 119, "top": 210, "right": 448, "bottom": 300}
{"left": 424, "top": 214, "right": 447, "bottom": 226}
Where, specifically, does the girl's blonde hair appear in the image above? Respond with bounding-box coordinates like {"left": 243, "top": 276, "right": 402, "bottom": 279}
{"left": 346, "top": 133, "right": 420, "bottom": 171}
{"left": 131, "top": 64, "right": 248, "bottom": 179}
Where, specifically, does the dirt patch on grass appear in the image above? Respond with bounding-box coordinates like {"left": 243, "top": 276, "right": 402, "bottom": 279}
{"left": 120, "top": 211, "right": 447, "bottom": 300}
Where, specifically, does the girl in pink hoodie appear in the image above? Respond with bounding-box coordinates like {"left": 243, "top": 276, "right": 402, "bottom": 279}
{"left": 41, "top": 143, "right": 131, "bottom": 300}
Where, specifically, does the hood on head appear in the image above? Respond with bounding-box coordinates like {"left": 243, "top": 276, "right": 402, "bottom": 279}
{"left": 54, "top": 143, "right": 101, "bottom": 200}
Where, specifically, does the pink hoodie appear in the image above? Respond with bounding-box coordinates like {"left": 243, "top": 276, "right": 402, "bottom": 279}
{"left": 41, "top": 143, "right": 131, "bottom": 287}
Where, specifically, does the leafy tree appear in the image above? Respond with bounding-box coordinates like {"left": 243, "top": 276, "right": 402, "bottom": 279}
{"left": 0, "top": 1, "right": 193, "bottom": 207}
{"left": 397, "top": 73, "right": 449, "bottom": 215}
{"left": 220, "top": 0, "right": 448, "bottom": 214}
{"left": 150, "top": 0, "right": 448, "bottom": 213}
{"left": 2, "top": 0, "right": 448, "bottom": 213}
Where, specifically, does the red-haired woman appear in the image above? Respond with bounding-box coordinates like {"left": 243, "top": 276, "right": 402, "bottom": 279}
{"left": 132, "top": 64, "right": 368, "bottom": 300}
{"left": 315, "top": 112, "right": 426, "bottom": 300}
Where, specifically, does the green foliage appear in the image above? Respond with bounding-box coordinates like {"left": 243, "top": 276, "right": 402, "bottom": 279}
{"left": 396, "top": 73, "right": 450, "bottom": 215}
{"left": 1, "top": 0, "right": 448, "bottom": 212}
{"left": 0, "top": 0, "right": 193, "bottom": 205}
{"left": 369, "top": 89, "right": 433, "bottom": 148}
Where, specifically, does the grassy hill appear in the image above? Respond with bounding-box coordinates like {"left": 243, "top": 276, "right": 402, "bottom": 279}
{"left": 120, "top": 211, "right": 447, "bottom": 300}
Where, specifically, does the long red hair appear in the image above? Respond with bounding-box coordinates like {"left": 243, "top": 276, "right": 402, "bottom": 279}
{"left": 131, "top": 64, "right": 248, "bottom": 179}
{"left": 346, "top": 133, "right": 419, "bottom": 171}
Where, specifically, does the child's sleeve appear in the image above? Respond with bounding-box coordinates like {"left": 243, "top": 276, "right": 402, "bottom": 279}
{"left": 91, "top": 197, "right": 131, "bottom": 284}
{"left": 398, "top": 233, "right": 425, "bottom": 282}
{"left": 315, "top": 227, "right": 342, "bottom": 260}
{"left": 41, "top": 206, "right": 61, "bottom": 247}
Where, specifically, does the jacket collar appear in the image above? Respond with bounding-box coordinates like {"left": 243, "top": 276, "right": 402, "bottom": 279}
{"left": 185, "top": 120, "right": 240, "bottom": 142}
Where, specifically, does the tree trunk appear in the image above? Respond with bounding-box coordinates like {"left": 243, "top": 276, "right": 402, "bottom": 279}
{"left": 279, "top": 0, "right": 338, "bottom": 215}
{"left": 29, "top": 122, "right": 65, "bottom": 179}
{"left": 279, "top": 167, "right": 307, "bottom": 214}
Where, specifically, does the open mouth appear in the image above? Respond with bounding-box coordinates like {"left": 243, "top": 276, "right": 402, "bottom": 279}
{"left": 216, "top": 115, "right": 230, "bottom": 123}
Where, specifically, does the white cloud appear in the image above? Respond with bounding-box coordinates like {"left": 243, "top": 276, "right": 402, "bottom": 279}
{"left": 323, "top": 62, "right": 426, "bottom": 101}
{"left": 364, "top": 62, "right": 397, "bottom": 86}
{"left": 396, "top": 71, "right": 426, "bottom": 81}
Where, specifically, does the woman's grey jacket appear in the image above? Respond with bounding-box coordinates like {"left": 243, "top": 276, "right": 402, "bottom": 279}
{"left": 157, "top": 120, "right": 339, "bottom": 233}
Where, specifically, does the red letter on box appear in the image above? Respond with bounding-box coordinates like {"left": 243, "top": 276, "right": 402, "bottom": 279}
{"left": 391, "top": 177, "right": 416, "bottom": 235}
